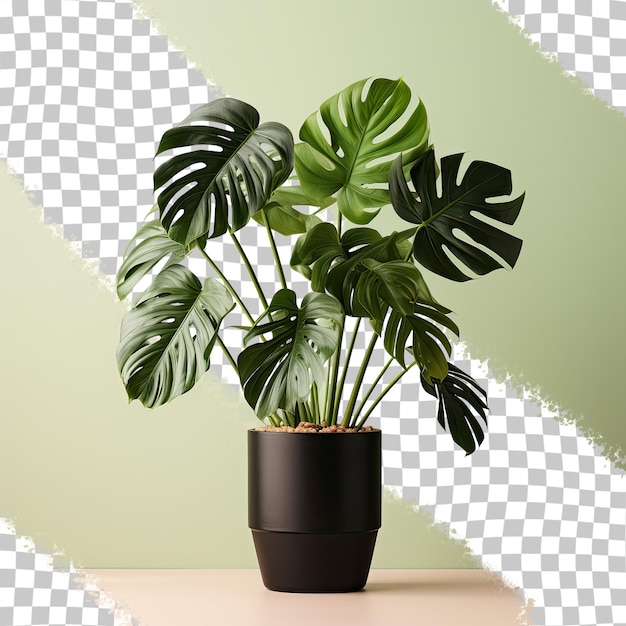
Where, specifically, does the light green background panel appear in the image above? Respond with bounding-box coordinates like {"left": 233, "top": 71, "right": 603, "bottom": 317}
{"left": 0, "top": 133, "right": 474, "bottom": 565}
{"left": 0, "top": 0, "right": 485, "bottom": 569}
{"left": 135, "top": 0, "right": 626, "bottom": 464}
{"left": 2, "top": 0, "right": 624, "bottom": 571}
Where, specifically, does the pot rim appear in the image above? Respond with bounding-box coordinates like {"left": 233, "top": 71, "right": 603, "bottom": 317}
{"left": 248, "top": 427, "right": 382, "bottom": 434}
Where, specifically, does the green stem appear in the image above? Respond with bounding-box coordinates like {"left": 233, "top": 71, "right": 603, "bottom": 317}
{"left": 350, "top": 356, "right": 394, "bottom": 427}
{"left": 267, "top": 413, "right": 280, "bottom": 427}
{"left": 332, "top": 317, "right": 361, "bottom": 425}
{"left": 278, "top": 409, "right": 294, "bottom": 428}
{"left": 341, "top": 331, "right": 379, "bottom": 427}
{"left": 324, "top": 350, "right": 335, "bottom": 424}
{"left": 310, "top": 383, "right": 320, "bottom": 424}
{"left": 228, "top": 229, "right": 269, "bottom": 310}
{"left": 355, "top": 361, "right": 417, "bottom": 429}
{"left": 298, "top": 401, "right": 312, "bottom": 423}
{"left": 215, "top": 334, "right": 238, "bottom": 376}
{"left": 217, "top": 335, "right": 273, "bottom": 434}
{"left": 324, "top": 207, "right": 346, "bottom": 426}
{"left": 326, "top": 350, "right": 339, "bottom": 425}
{"left": 325, "top": 315, "right": 345, "bottom": 425}
{"left": 197, "top": 247, "right": 256, "bottom": 325}
{"left": 260, "top": 210, "right": 287, "bottom": 290}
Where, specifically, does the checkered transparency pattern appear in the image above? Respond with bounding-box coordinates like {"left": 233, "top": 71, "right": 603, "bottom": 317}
{"left": 0, "top": 0, "right": 222, "bottom": 278}
{"left": 0, "top": 1, "right": 625, "bottom": 626}
{"left": 375, "top": 345, "right": 626, "bottom": 626}
{"left": 0, "top": 520, "right": 135, "bottom": 626}
{"left": 492, "top": 0, "right": 626, "bottom": 114}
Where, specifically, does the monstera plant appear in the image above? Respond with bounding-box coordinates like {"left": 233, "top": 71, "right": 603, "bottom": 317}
{"left": 116, "top": 77, "right": 524, "bottom": 455}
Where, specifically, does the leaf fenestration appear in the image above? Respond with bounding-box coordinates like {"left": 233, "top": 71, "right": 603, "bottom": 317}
{"left": 117, "top": 265, "right": 234, "bottom": 408}
{"left": 296, "top": 77, "right": 430, "bottom": 224}
{"left": 154, "top": 98, "right": 294, "bottom": 246}
{"left": 238, "top": 289, "right": 343, "bottom": 419}
{"left": 389, "top": 148, "right": 524, "bottom": 281}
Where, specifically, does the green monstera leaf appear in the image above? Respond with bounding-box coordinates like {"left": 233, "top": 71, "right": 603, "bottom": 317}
{"left": 154, "top": 98, "right": 294, "bottom": 247}
{"left": 353, "top": 259, "right": 458, "bottom": 380}
{"left": 238, "top": 289, "right": 343, "bottom": 419}
{"left": 389, "top": 148, "right": 524, "bottom": 281}
{"left": 296, "top": 77, "right": 430, "bottom": 224}
{"left": 116, "top": 219, "right": 199, "bottom": 300}
{"left": 354, "top": 259, "right": 437, "bottom": 321}
{"left": 420, "top": 364, "right": 489, "bottom": 455}
{"left": 251, "top": 185, "right": 333, "bottom": 236}
{"left": 290, "top": 222, "right": 348, "bottom": 290}
{"left": 117, "top": 264, "right": 234, "bottom": 408}
{"left": 325, "top": 229, "right": 414, "bottom": 316}
{"left": 383, "top": 307, "right": 455, "bottom": 381}
{"left": 291, "top": 226, "right": 455, "bottom": 380}
{"left": 290, "top": 223, "right": 414, "bottom": 308}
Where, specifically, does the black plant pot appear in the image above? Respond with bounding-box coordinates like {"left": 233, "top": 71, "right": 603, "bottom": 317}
{"left": 248, "top": 428, "right": 381, "bottom": 593}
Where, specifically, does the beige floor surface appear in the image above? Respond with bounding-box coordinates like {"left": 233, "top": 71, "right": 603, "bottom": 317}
{"left": 85, "top": 569, "right": 532, "bottom": 626}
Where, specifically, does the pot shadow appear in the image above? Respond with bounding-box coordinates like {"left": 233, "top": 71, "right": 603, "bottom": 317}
{"left": 366, "top": 580, "right": 487, "bottom": 593}
{"left": 364, "top": 573, "right": 511, "bottom": 595}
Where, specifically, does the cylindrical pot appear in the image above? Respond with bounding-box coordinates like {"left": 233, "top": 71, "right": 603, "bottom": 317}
{"left": 248, "top": 428, "right": 381, "bottom": 593}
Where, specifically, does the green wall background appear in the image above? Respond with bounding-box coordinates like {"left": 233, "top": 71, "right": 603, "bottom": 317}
{"left": 132, "top": 0, "right": 626, "bottom": 466}
{"left": 1, "top": 0, "right": 624, "bottom": 569}
{"left": 0, "top": 136, "right": 475, "bottom": 568}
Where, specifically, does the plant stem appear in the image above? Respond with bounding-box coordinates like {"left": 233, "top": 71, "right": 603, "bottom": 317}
{"left": 326, "top": 351, "right": 338, "bottom": 425}
{"left": 299, "top": 401, "right": 312, "bottom": 423}
{"left": 332, "top": 317, "right": 361, "bottom": 425}
{"left": 284, "top": 410, "right": 297, "bottom": 428}
{"left": 350, "top": 356, "right": 394, "bottom": 427}
{"left": 228, "top": 229, "right": 269, "bottom": 310}
{"left": 355, "top": 361, "right": 417, "bottom": 429}
{"left": 341, "top": 330, "right": 379, "bottom": 427}
{"left": 323, "top": 206, "right": 346, "bottom": 426}
{"left": 215, "top": 334, "right": 238, "bottom": 375}
{"left": 277, "top": 409, "right": 292, "bottom": 428}
{"left": 310, "top": 382, "right": 320, "bottom": 424}
{"left": 260, "top": 210, "right": 287, "bottom": 290}
{"left": 325, "top": 326, "right": 343, "bottom": 425}
{"left": 197, "top": 246, "right": 256, "bottom": 326}
{"left": 324, "top": 348, "right": 335, "bottom": 424}
{"left": 400, "top": 227, "right": 418, "bottom": 261}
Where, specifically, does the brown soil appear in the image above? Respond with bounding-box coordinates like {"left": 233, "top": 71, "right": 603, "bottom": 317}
{"left": 255, "top": 421, "right": 375, "bottom": 433}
